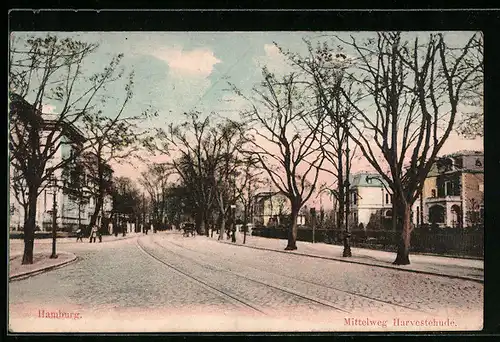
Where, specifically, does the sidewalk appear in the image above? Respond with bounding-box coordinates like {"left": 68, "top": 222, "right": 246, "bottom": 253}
{"left": 9, "top": 232, "right": 141, "bottom": 245}
{"left": 9, "top": 251, "right": 77, "bottom": 281}
{"left": 219, "top": 233, "right": 484, "bottom": 283}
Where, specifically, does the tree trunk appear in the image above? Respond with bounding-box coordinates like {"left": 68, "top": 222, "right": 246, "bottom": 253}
{"left": 218, "top": 217, "right": 226, "bottom": 240}
{"left": 285, "top": 206, "right": 299, "bottom": 250}
{"left": 89, "top": 155, "right": 105, "bottom": 230}
{"left": 393, "top": 203, "right": 412, "bottom": 265}
{"left": 204, "top": 218, "right": 210, "bottom": 237}
{"left": 392, "top": 199, "right": 398, "bottom": 232}
{"left": 419, "top": 194, "right": 424, "bottom": 228}
{"left": 243, "top": 207, "right": 248, "bottom": 245}
{"left": 199, "top": 219, "right": 206, "bottom": 236}
{"left": 22, "top": 186, "right": 38, "bottom": 264}
{"left": 89, "top": 194, "right": 103, "bottom": 230}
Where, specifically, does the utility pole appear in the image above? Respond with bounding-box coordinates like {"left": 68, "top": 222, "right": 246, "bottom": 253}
{"left": 50, "top": 179, "right": 58, "bottom": 259}
{"left": 311, "top": 207, "right": 316, "bottom": 243}
{"left": 343, "top": 117, "right": 352, "bottom": 258}
{"left": 142, "top": 193, "right": 145, "bottom": 233}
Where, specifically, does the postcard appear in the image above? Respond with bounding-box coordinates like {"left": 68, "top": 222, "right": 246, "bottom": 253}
{"left": 8, "top": 27, "right": 483, "bottom": 333}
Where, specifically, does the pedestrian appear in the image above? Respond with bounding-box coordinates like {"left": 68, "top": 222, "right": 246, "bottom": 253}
{"left": 89, "top": 225, "right": 98, "bottom": 243}
{"left": 231, "top": 225, "right": 236, "bottom": 243}
{"left": 76, "top": 228, "right": 83, "bottom": 242}
{"left": 98, "top": 227, "right": 102, "bottom": 243}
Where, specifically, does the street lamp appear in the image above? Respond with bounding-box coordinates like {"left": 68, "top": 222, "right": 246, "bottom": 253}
{"left": 343, "top": 126, "right": 352, "bottom": 258}
{"left": 230, "top": 204, "right": 237, "bottom": 243}
{"left": 48, "top": 176, "right": 58, "bottom": 259}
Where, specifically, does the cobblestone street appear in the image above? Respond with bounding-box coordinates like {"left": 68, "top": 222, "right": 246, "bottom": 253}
{"left": 8, "top": 232, "right": 483, "bottom": 332}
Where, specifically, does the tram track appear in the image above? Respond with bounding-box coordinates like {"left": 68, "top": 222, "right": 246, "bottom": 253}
{"left": 138, "top": 236, "right": 350, "bottom": 314}
{"left": 157, "top": 235, "right": 430, "bottom": 315}
{"left": 136, "top": 237, "right": 267, "bottom": 315}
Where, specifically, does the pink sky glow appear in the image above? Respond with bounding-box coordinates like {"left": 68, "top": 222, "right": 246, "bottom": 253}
{"left": 110, "top": 129, "right": 482, "bottom": 210}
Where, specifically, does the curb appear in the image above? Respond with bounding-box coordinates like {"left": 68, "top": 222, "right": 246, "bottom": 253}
{"left": 217, "top": 240, "right": 484, "bottom": 284}
{"left": 9, "top": 253, "right": 78, "bottom": 282}
{"left": 9, "top": 233, "right": 141, "bottom": 245}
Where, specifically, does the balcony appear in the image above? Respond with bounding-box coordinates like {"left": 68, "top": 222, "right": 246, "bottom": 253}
{"left": 426, "top": 195, "right": 461, "bottom": 204}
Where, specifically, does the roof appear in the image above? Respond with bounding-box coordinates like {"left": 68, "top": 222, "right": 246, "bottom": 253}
{"left": 9, "top": 93, "right": 43, "bottom": 124}
{"left": 10, "top": 93, "right": 86, "bottom": 144}
{"left": 253, "top": 191, "right": 287, "bottom": 202}
{"left": 348, "top": 172, "right": 389, "bottom": 189}
{"left": 43, "top": 119, "right": 86, "bottom": 144}
{"left": 443, "top": 150, "right": 483, "bottom": 158}
{"left": 427, "top": 163, "right": 440, "bottom": 177}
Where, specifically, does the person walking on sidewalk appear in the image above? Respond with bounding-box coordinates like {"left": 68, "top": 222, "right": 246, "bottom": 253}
{"left": 76, "top": 228, "right": 83, "bottom": 242}
{"left": 89, "top": 225, "right": 98, "bottom": 243}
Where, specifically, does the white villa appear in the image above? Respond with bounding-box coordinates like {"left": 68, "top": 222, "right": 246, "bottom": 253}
{"left": 253, "top": 191, "right": 305, "bottom": 227}
{"left": 348, "top": 172, "right": 393, "bottom": 229}
{"left": 9, "top": 95, "right": 113, "bottom": 233}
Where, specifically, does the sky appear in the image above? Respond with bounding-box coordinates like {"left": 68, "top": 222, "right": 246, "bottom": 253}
{"left": 11, "top": 31, "right": 483, "bottom": 208}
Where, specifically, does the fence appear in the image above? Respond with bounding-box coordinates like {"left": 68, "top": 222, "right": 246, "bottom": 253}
{"left": 251, "top": 226, "right": 483, "bottom": 258}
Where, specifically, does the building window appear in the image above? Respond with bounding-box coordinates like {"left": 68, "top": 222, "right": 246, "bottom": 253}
{"left": 385, "top": 193, "right": 389, "bottom": 204}
{"left": 44, "top": 190, "right": 47, "bottom": 211}
{"left": 429, "top": 205, "right": 445, "bottom": 224}
{"left": 353, "top": 193, "right": 357, "bottom": 205}
{"left": 431, "top": 189, "right": 437, "bottom": 198}
{"left": 445, "top": 181, "right": 453, "bottom": 196}
{"left": 444, "top": 158, "right": 453, "bottom": 172}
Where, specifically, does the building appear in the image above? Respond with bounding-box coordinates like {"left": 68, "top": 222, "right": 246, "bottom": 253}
{"left": 347, "top": 172, "right": 393, "bottom": 230}
{"left": 413, "top": 150, "right": 484, "bottom": 228}
{"left": 253, "top": 191, "right": 305, "bottom": 227}
{"left": 9, "top": 95, "right": 113, "bottom": 233}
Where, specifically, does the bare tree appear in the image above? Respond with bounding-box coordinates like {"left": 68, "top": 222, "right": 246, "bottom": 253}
{"left": 111, "top": 176, "right": 142, "bottom": 235}
{"left": 80, "top": 71, "right": 153, "bottom": 232}
{"left": 139, "top": 163, "right": 172, "bottom": 230}
{"left": 145, "top": 112, "right": 218, "bottom": 235}
{"left": 210, "top": 121, "right": 246, "bottom": 240}
{"left": 338, "top": 32, "right": 482, "bottom": 264}
{"left": 236, "top": 160, "right": 264, "bottom": 244}
{"left": 455, "top": 33, "right": 483, "bottom": 139}
{"left": 233, "top": 68, "right": 326, "bottom": 250}
{"left": 278, "top": 40, "right": 360, "bottom": 254}
{"left": 9, "top": 34, "right": 126, "bottom": 264}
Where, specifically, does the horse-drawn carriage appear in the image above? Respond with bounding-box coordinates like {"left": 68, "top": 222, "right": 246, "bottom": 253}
{"left": 181, "top": 222, "right": 196, "bottom": 237}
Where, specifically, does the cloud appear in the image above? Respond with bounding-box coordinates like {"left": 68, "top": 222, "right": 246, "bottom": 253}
{"left": 253, "top": 43, "right": 290, "bottom": 76}
{"left": 263, "top": 44, "right": 281, "bottom": 59}
{"left": 150, "top": 47, "right": 221, "bottom": 78}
